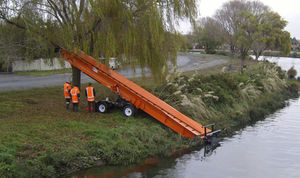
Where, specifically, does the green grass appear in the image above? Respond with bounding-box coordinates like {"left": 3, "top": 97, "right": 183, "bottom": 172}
{"left": 0, "top": 82, "right": 198, "bottom": 177}
{"left": 15, "top": 68, "right": 72, "bottom": 76}
{"left": 0, "top": 60, "right": 298, "bottom": 177}
{"left": 188, "top": 49, "right": 205, "bottom": 53}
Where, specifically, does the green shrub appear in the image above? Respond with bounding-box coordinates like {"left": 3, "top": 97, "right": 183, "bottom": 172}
{"left": 0, "top": 153, "right": 14, "bottom": 164}
{"left": 0, "top": 162, "right": 17, "bottom": 178}
{"left": 287, "top": 67, "right": 297, "bottom": 79}
{"left": 152, "top": 61, "right": 298, "bottom": 135}
{"left": 215, "top": 50, "right": 231, "bottom": 56}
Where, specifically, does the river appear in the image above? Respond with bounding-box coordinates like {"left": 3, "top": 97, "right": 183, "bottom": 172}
{"left": 258, "top": 56, "right": 300, "bottom": 77}
{"left": 72, "top": 56, "right": 300, "bottom": 178}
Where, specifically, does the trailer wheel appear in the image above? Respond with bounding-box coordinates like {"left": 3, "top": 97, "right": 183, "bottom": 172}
{"left": 123, "top": 105, "right": 135, "bottom": 117}
{"left": 98, "top": 102, "right": 108, "bottom": 113}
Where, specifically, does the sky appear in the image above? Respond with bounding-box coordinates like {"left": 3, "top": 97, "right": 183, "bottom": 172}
{"left": 179, "top": 0, "right": 300, "bottom": 39}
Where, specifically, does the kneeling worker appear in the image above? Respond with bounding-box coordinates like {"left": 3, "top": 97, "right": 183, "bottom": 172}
{"left": 71, "top": 85, "right": 80, "bottom": 112}
{"left": 64, "top": 80, "right": 71, "bottom": 109}
{"left": 85, "top": 83, "right": 96, "bottom": 112}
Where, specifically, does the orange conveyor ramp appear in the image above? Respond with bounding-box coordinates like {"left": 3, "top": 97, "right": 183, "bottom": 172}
{"left": 60, "top": 48, "right": 211, "bottom": 138}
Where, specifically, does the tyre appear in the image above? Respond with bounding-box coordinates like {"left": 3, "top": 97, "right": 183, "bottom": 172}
{"left": 98, "top": 102, "right": 108, "bottom": 113}
{"left": 123, "top": 105, "right": 136, "bottom": 117}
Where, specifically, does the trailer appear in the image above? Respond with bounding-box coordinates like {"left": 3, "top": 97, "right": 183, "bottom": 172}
{"left": 96, "top": 95, "right": 137, "bottom": 117}
{"left": 60, "top": 48, "right": 220, "bottom": 139}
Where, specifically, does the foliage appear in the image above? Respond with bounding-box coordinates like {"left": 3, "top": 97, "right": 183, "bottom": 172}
{"left": 0, "top": 18, "right": 53, "bottom": 72}
{"left": 0, "top": 82, "right": 199, "bottom": 177}
{"left": 252, "top": 12, "right": 291, "bottom": 59}
{"left": 177, "top": 34, "right": 191, "bottom": 52}
{"left": 234, "top": 11, "right": 256, "bottom": 60}
{"left": 153, "top": 62, "right": 297, "bottom": 130}
{"left": 0, "top": 0, "right": 198, "bottom": 82}
{"left": 214, "top": 0, "right": 291, "bottom": 61}
{"left": 0, "top": 62, "right": 298, "bottom": 177}
{"left": 261, "top": 51, "right": 300, "bottom": 58}
{"left": 213, "top": 50, "right": 231, "bottom": 57}
{"left": 193, "top": 17, "right": 224, "bottom": 54}
{"left": 287, "top": 67, "right": 297, "bottom": 79}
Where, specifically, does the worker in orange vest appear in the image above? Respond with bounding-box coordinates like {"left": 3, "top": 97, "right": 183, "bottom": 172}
{"left": 85, "top": 83, "right": 96, "bottom": 112}
{"left": 70, "top": 85, "right": 80, "bottom": 112}
{"left": 64, "top": 80, "right": 71, "bottom": 110}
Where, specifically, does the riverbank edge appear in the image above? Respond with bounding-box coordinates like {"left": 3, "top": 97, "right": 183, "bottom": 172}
{"left": 70, "top": 80, "right": 299, "bottom": 176}
{"left": 72, "top": 85, "right": 299, "bottom": 177}
{"left": 0, "top": 65, "right": 299, "bottom": 178}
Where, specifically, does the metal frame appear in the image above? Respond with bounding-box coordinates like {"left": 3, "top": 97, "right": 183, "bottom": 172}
{"left": 60, "top": 48, "right": 215, "bottom": 138}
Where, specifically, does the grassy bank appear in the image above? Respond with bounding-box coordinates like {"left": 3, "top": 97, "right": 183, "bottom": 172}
{"left": 0, "top": 62, "right": 298, "bottom": 177}
{"left": 0, "top": 81, "right": 199, "bottom": 177}
{"left": 262, "top": 51, "right": 300, "bottom": 58}
{"left": 152, "top": 62, "right": 299, "bottom": 136}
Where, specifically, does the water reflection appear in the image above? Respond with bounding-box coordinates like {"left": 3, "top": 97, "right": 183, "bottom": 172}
{"left": 72, "top": 141, "right": 224, "bottom": 178}
{"left": 140, "top": 99, "right": 300, "bottom": 178}
{"left": 72, "top": 142, "right": 222, "bottom": 178}
{"left": 203, "top": 138, "right": 221, "bottom": 157}
{"left": 72, "top": 158, "right": 163, "bottom": 178}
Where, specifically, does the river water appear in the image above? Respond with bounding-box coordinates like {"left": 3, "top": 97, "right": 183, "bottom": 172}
{"left": 258, "top": 56, "right": 300, "bottom": 77}
{"left": 73, "top": 57, "right": 300, "bottom": 178}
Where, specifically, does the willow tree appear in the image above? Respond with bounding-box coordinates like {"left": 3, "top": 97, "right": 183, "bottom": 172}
{"left": 0, "top": 0, "right": 198, "bottom": 85}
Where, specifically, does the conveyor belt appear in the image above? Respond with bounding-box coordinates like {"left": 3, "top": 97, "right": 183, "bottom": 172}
{"left": 60, "top": 49, "right": 212, "bottom": 138}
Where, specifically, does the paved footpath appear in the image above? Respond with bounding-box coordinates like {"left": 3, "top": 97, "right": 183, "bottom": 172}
{"left": 0, "top": 53, "right": 228, "bottom": 92}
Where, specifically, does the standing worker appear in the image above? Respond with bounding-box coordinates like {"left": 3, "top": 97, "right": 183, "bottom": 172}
{"left": 64, "top": 80, "right": 71, "bottom": 110}
{"left": 85, "top": 83, "right": 96, "bottom": 112}
{"left": 70, "top": 85, "right": 80, "bottom": 112}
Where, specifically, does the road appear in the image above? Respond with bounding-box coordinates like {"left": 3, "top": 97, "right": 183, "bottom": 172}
{"left": 0, "top": 53, "right": 228, "bottom": 92}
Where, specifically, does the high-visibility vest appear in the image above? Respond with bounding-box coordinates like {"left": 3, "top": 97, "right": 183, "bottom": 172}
{"left": 64, "top": 82, "right": 71, "bottom": 99}
{"left": 71, "top": 87, "right": 80, "bottom": 103}
{"left": 86, "top": 86, "right": 95, "bottom": 102}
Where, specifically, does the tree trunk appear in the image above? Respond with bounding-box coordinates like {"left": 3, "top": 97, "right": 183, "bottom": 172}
{"left": 240, "top": 48, "right": 248, "bottom": 73}
{"left": 230, "top": 44, "right": 236, "bottom": 58}
{"left": 72, "top": 66, "right": 81, "bottom": 89}
{"left": 6, "top": 59, "right": 9, "bottom": 72}
{"left": 254, "top": 50, "right": 262, "bottom": 60}
{"left": 90, "top": 33, "right": 94, "bottom": 55}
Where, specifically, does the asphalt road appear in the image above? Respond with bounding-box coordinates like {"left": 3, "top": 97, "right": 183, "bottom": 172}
{"left": 0, "top": 53, "right": 227, "bottom": 92}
